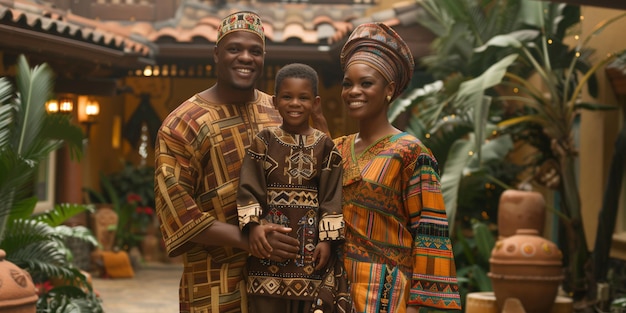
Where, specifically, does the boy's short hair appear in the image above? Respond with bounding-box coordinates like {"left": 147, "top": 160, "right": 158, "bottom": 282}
{"left": 274, "top": 63, "right": 319, "bottom": 96}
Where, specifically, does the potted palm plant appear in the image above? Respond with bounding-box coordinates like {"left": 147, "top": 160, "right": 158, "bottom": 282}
{"left": 476, "top": 9, "right": 626, "bottom": 303}
{"left": 392, "top": 0, "right": 626, "bottom": 309}
{"left": 0, "top": 55, "right": 103, "bottom": 312}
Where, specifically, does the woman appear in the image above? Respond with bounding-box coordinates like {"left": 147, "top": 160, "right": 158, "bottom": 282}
{"left": 335, "top": 23, "right": 462, "bottom": 312}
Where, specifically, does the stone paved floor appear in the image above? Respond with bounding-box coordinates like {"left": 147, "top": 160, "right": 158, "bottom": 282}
{"left": 92, "top": 262, "right": 182, "bottom": 313}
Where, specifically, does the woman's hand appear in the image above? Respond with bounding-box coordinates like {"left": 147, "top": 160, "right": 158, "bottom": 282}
{"left": 313, "top": 241, "right": 331, "bottom": 270}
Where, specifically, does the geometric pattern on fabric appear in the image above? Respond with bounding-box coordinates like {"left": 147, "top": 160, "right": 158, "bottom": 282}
{"left": 237, "top": 127, "right": 344, "bottom": 301}
{"left": 155, "top": 91, "right": 281, "bottom": 312}
{"left": 333, "top": 132, "right": 462, "bottom": 311}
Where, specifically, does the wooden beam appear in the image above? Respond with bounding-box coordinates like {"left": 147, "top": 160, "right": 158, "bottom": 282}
{"left": 0, "top": 24, "right": 153, "bottom": 72}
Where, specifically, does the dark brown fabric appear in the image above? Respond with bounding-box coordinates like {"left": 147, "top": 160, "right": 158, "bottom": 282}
{"left": 309, "top": 244, "right": 354, "bottom": 313}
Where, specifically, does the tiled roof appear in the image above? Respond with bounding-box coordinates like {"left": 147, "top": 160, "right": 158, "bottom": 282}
{"left": 1, "top": 0, "right": 431, "bottom": 67}
{"left": 106, "top": 1, "right": 424, "bottom": 47}
{"left": 0, "top": 0, "right": 154, "bottom": 58}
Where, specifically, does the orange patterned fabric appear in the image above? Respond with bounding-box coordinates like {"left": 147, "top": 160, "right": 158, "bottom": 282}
{"left": 334, "top": 133, "right": 462, "bottom": 312}
{"left": 155, "top": 92, "right": 281, "bottom": 313}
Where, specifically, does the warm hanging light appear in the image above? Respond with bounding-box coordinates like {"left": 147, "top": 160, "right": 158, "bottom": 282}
{"left": 59, "top": 99, "right": 73, "bottom": 113}
{"left": 80, "top": 99, "right": 100, "bottom": 140}
{"left": 85, "top": 100, "right": 100, "bottom": 119}
{"left": 45, "top": 99, "right": 59, "bottom": 114}
{"left": 46, "top": 98, "right": 74, "bottom": 114}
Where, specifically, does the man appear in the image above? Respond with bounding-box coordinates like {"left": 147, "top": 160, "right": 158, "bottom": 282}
{"left": 155, "top": 11, "right": 319, "bottom": 313}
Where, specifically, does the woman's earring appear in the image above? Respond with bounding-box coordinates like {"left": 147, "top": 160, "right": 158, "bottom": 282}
{"left": 386, "top": 95, "right": 392, "bottom": 102}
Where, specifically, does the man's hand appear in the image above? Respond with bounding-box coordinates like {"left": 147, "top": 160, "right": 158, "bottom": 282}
{"left": 264, "top": 223, "right": 299, "bottom": 262}
{"left": 247, "top": 224, "right": 272, "bottom": 259}
{"left": 310, "top": 101, "right": 330, "bottom": 136}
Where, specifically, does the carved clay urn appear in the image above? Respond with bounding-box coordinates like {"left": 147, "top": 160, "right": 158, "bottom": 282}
{"left": 497, "top": 189, "right": 546, "bottom": 238}
{"left": 488, "top": 229, "right": 564, "bottom": 313}
{"left": 0, "top": 249, "right": 38, "bottom": 313}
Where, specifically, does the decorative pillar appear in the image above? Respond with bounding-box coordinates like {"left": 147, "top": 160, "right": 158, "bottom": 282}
{"left": 55, "top": 144, "right": 86, "bottom": 226}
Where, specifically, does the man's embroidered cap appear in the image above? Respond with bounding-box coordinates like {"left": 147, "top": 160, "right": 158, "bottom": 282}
{"left": 217, "top": 11, "right": 265, "bottom": 45}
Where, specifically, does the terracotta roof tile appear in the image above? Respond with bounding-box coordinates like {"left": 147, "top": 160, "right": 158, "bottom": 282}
{"left": 2, "top": 0, "right": 432, "bottom": 63}
{"left": 0, "top": 1, "right": 154, "bottom": 57}
{"left": 117, "top": 1, "right": 423, "bottom": 46}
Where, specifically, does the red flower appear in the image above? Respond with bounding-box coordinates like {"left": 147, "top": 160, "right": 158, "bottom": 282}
{"left": 35, "top": 281, "right": 53, "bottom": 295}
{"left": 127, "top": 193, "right": 142, "bottom": 203}
{"left": 136, "top": 206, "right": 154, "bottom": 215}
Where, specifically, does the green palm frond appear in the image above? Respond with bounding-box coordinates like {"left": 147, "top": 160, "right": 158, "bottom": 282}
{"left": 424, "top": 114, "right": 475, "bottom": 169}
{"left": 0, "top": 55, "right": 85, "bottom": 241}
{"left": 33, "top": 203, "right": 95, "bottom": 227}
{"left": 2, "top": 218, "right": 56, "bottom": 255}
{"left": 0, "top": 77, "right": 13, "bottom": 148}
{"left": 389, "top": 80, "right": 445, "bottom": 123}
{"left": 12, "top": 240, "right": 76, "bottom": 279}
{"left": 49, "top": 225, "right": 99, "bottom": 247}
{"left": 7, "top": 196, "right": 38, "bottom": 221}
{"left": 14, "top": 55, "right": 53, "bottom": 156}
{"left": 40, "top": 113, "right": 84, "bottom": 161}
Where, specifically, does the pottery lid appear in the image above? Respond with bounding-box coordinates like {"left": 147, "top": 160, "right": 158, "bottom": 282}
{"left": 489, "top": 229, "right": 562, "bottom": 265}
{"left": 0, "top": 250, "right": 39, "bottom": 309}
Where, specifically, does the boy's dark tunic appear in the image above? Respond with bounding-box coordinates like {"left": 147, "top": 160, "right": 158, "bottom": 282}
{"left": 237, "top": 126, "right": 344, "bottom": 300}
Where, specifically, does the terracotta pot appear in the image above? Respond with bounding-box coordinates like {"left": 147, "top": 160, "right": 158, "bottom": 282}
{"left": 497, "top": 189, "right": 546, "bottom": 238}
{"left": 488, "top": 229, "right": 564, "bottom": 313}
{"left": 0, "top": 249, "right": 38, "bottom": 313}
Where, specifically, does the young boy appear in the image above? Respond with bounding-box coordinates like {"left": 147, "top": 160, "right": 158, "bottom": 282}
{"left": 237, "top": 63, "right": 345, "bottom": 313}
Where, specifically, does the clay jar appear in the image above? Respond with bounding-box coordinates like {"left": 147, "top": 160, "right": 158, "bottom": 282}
{"left": 0, "top": 249, "right": 38, "bottom": 313}
{"left": 488, "top": 229, "right": 564, "bottom": 313}
{"left": 498, "top": 189, "right": 546, "bottom": 238}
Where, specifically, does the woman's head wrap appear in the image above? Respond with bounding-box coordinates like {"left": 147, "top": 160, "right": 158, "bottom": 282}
{"left": 340, "top": 23, "right": 415, "bottom": 101}
{"left": 217, "top": 11, "right": 265, "bottom": 46}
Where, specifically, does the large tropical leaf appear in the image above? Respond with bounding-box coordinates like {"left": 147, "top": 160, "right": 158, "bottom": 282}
{"left": 440, "top": 138, "right": 474, "bottom": 231}
{"left": 424, "top": 114, "right": 475, "bottom": 171}
{"left": 388, "top": 80, "right": 444, "bottom": 122}
{"left": 13, "top": 55, "right": 53, "bottom": 156}
{"left": 0, "top": 77, "right": 13, "bottom": 148}
{"left": 0, "top": 55, "right": 84, "bottom": 241}
{"left": 33, "top": 203, "right": 95, "bottom": 227}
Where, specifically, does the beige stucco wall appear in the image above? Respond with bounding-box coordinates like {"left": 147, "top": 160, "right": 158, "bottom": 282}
{"left": 578, "top": 6, "right": 626, "bottom": 249}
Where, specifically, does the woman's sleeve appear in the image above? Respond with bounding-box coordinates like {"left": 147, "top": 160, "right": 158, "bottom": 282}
{"left": 406, "top": 148, "right": 462, "bottom": 310}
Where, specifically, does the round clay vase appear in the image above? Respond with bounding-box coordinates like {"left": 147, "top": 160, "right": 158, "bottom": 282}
{"left": 0, "top": 249, "right": 38, "bottom": 313}
{"left": 497, "top": 189, "right": 546, "bottom": 238}
{"left": 488, "top": 229, "right": 564, "bottom": 313}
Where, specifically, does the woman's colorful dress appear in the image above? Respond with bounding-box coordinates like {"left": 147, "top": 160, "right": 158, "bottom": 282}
{"left": 334, "top": 132, "right": 462, "bottom": 313}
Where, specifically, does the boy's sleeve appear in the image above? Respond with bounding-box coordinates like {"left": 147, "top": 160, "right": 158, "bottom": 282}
{"left": 237, "top": 133, "right": 269, "bottom": 230}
